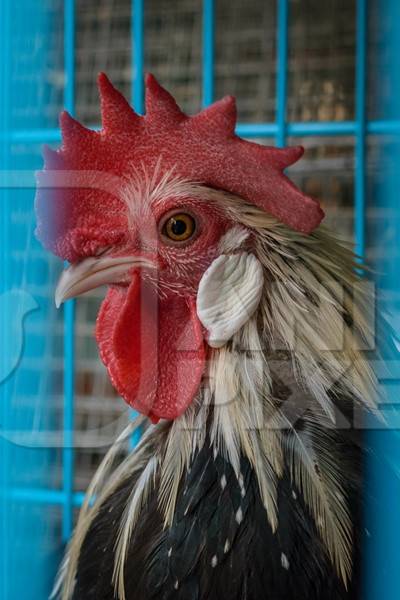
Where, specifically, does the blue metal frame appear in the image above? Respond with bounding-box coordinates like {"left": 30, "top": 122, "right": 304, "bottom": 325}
{"left": 355, "top": 0, "right": 367, "bottom": 260}
{"left": 0, "top": 4, "right": 12, "bottom": 596}
{"left": 4, "top": 118, "right": 399, "bottom": 144}
{"left": 62, "top": 0, "right": 77, "bottom": 544}
{"left": 365, "top": 1, "right": 400, "bottom": 598}
{"left": 276, "top": 0, "right": 289, "bottom": 148}
{"left": 132, "top": 0, "right": 144, "bottom": 114}
{"left": 202, "top": 0, "right": 215, "bottom": 106}
{"left": 2, "top": 0, "right": 399, "bottom": 597}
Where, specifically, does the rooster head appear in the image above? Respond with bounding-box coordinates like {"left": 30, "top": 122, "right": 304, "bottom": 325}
{"left": 35, "top": 73, "right": 323, "bottom": 422}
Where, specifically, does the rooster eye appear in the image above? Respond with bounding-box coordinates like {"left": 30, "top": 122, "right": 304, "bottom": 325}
{"left": 162, "top": 213, "right": 196, "bottom": 242}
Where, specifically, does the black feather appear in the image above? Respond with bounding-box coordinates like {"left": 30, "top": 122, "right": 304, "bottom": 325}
{"left": 73, "top": 428, "right": 364, "bottom": 600}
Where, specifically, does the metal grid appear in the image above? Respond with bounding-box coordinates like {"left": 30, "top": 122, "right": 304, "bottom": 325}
{"left": 6, "top": 0, "right": 399, "bottom": 549}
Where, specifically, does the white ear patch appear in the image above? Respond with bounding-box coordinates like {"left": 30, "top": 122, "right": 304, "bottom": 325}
{"left": 196, "top": 253, "right": 264, "bottom": 348}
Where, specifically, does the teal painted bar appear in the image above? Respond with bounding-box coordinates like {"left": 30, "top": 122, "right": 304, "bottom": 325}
{"left": 132, "top": 0, "right": 144, "bottom": 113}
{"left": 64, "top": 0, "right": 75, "bottom": 114}
{"left": 202, "top": 0, "right": 215, "bottom": 106}
{"left": 8, "top": 487, "right": 86, "bottom": 507}
{"left": 129, "top": 0, "right": 145, "bottom": 447}
{"left": 354, "top": 0, "right": 367, "bottom": 259}
{"left": 365, "top": 0, "right": 400, "bottom": 597}
{"left": 0, "top": 3, "right": 12, "bottom": 597}
{"left": 276, "top": 0, "right": 289, "bottom": 147}
{"left": 7, "top": 119, "right": 400, "bottom": 144}
{"left": 62, "top": 0, "right": 76, "bottom": 543}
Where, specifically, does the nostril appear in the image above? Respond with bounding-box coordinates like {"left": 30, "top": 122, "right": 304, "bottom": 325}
{"left": 94, "top": 245, "right": 112, "bottom": 257}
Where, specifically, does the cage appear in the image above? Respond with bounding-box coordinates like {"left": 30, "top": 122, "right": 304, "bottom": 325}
{"left": 0, "top": 0, "right": 399, "bottom": 598}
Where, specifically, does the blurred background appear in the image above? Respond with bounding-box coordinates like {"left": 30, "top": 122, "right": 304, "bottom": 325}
{"left": 0, "top": 0, "right": 399, "bottom": 598}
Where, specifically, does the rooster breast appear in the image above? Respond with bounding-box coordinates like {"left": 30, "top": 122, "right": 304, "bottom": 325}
{"left": 72, "top": 436, "right": 362, "bottom": 600}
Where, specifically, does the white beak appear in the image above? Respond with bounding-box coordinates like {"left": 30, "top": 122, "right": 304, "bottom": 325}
{"left": 55, "top": 255, "right": 156, "bottom": 308}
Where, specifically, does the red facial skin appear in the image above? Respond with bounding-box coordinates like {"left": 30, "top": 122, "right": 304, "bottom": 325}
{"left": 87, "top": 195, "right": 232, "bottom": 422}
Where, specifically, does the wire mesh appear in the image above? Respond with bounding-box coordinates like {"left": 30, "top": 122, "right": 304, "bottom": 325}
{"left": 6, "top": 0, "right": 380, "bottom": 516}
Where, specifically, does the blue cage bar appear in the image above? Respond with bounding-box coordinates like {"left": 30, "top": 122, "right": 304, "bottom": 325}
{"left": 62, "top": 0, "right": 77, "bottom": 544}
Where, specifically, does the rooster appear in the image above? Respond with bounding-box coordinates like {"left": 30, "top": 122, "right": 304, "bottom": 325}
{"left": 35, "top": 74, "right": 384, "bottom": 600}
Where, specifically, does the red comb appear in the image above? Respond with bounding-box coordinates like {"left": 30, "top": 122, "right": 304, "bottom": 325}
{"left": 36, "top": 73, "right": 323, "bottom": 256}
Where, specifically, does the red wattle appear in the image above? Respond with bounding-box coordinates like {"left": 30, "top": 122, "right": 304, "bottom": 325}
{"left": 95, "top": 274, "right": 205, "bottom": 420}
